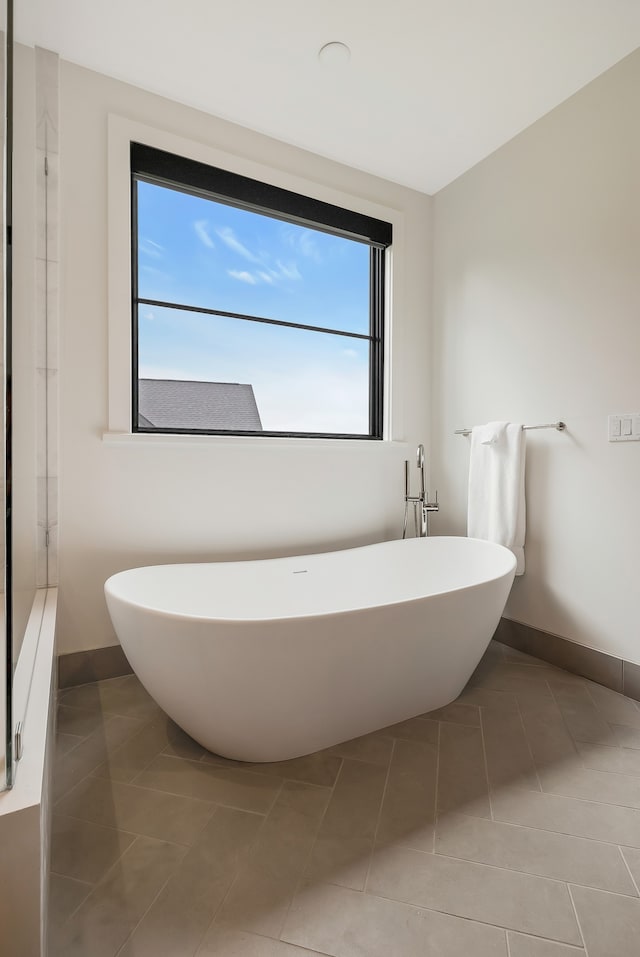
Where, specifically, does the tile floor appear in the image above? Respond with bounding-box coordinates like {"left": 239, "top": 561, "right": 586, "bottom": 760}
{"left": 49, "top": 640, "right": 640, "bottom": 957}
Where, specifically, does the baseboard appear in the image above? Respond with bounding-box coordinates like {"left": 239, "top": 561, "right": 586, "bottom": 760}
{"left": 58, "top": 644, "right": 133, "bottom": 689}
{"left": 494, "top": 617, "right": 640, "bottom": 702}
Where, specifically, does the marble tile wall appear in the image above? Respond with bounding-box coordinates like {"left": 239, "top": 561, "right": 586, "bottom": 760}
{"left": 35, "top": 47, "right": 59, "bottom": 587}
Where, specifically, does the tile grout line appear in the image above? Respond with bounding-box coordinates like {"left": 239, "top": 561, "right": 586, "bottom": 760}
{"left": 187, "top": 803, "right": 276, "bottom": 957}
{"left": 359, "top": 839, "right": 640, "bottom": 898}
{"left": 566, "top": 884, "right": 588, "bottom": 954}
{"left": 111, "top": 833, "right": 194, "bottom": 957}
{"left": 548, "top": 681, "right": 604, "bottom": 769}
{"left": 364, "top": 737, "right": 397, "bottom": 891}
{"left": 618, "top": 845, "right": 640, "bottom": 898}
{"left": 432, "top": 721, "right": 441, "bottom": 851}
{"left": 478, "top": 707, "right": 494, "bottom": 821}
{"left": 505, "top": 927, "right": 512, "bottom": 957}
{"left": 56, "top": 835, "right": 148, "bottom": 936}
{"left": 441, "top": 809, "right": 640, "bottom": 852}
{"left": 51, "top": 810, "right": 194, "bottom": 849}
{"left": 515, "top": 699, "right": 543, "bottom": 793}
{"left": 507, "top": 930, "right": 585, "bottom": 952}
{"left": 275, "top": 757, "right": 347, "bottom": 942}
{"left": 360, "top": 882, "right": 584, "bottom": 945}
{"left": 272, "top": 749, "right": 348, "bottom": 940}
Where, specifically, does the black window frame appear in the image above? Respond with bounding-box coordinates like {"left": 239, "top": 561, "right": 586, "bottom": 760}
{"left": 130, "top": 142, "right": 391, "bottom": 440}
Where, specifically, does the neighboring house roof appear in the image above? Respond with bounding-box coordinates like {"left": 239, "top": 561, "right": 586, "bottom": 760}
{"left": 138, "top": 378, "right": 263, "bottom": 431}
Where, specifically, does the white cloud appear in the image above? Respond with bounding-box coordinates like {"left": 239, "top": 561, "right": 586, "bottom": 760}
{"left": 274, "top": 260, "right": 301, "bottom": 281}
{"left": 282, "top": 226, "right": 321, "bottom": 263}
{"left": 194, "top": 220, "right": 215, "bottom": 249}
{"left": 140, "top": 237, "right": 164, "bottom": 259}
{"left": 228, "top": 269, "right": 257, "bottom": 285}
{"left": 257, "top": 271, "right": 275, "bottom": 284}
{"left": 341, "top": 348, "right": 359, "bottom": 359}
{"left": 216, "top": 226, "right": 260, "bottom": 263}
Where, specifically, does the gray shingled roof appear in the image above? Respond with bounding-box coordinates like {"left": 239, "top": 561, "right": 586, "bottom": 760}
{"left": 138, "top": 378, "right": 263, "bottom": 431}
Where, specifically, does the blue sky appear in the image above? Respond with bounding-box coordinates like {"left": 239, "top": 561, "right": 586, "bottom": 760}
{"left": 136, "top": 181, "right": 372, "bottom": 433}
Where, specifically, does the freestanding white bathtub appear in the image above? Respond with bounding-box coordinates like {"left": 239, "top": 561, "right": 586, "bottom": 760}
{"left": 104, "top": 537, "right": 516, "bottom": 762}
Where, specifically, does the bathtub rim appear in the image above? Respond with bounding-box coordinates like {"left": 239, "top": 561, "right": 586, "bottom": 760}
{"left": 104, "top": 536, "right": 517, "bottom": 626}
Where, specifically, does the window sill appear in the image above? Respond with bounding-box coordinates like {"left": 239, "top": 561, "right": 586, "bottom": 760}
{"left": 102, "top": 431, "right": 408, "bottom": 451}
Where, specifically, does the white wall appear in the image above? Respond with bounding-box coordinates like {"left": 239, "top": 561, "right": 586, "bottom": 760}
{"left": 432, "top": 50, "right": 640, "bottom": 665}
{"left": 58, "top": 62, "right": 432, "bottom": 655}
{"left": 12, "top": 43, "right": 39, "bottom": 662}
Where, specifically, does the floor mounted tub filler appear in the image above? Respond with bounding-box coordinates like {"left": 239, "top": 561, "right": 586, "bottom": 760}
{"left": 104, "top": 536, "right": 516, "bottom": 762}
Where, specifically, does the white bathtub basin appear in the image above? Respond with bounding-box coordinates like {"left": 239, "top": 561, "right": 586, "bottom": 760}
{"left": 105, "top": 536, "right": 516, "bottom": 761}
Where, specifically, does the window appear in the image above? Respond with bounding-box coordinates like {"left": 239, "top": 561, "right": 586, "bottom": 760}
{"left": 131, "top": 143, "right": 391, "bottom": 438}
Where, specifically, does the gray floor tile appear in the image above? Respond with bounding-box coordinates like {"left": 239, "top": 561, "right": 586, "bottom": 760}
{"left": 367, "top": 843, "right": 581, "bottom": 943}
{"left": 304, "top": 758, "right": 387, "bottom": 890}
{"left": 59, "top": 674, "right": 162, "bottom": 720}
{"left": 56, "top": 774, "right": 216, "bottom": 845}
{"left": 482, "top": 706, "right": 540, "bottom": 791}
{"left": 218, "top": 781, "right": 331, "bottom": 936}
{"left": 435, "top": 810, "right": 637, "bottom": 894}
{"left": 550, "top": 680, "right": 617, "bottom": 745}
{"left": 611, "top": 723, "right": 640, "bottom": 749}
{"left": 202, "top": 749, "right": 343, "bottom": 789}
{"left": 539, "top": 760, "right": 640, "bottom": 809}
{"left": 56, "top": 732, "right": 83, "bottom": 759}
{"left": 507, "top": 932, "right": 586, "bottom": 956}
{"left": 329, "top": 731, "right": 393, "bottom": 766}
{"left": 378, "top": 715, "right": 440, "bottom": 744}
{"left": 197, "top": 925, "right": 325, "bottom": 956}
{"left": 58, "top": 704, "right": 111, "bottom": 738}
{"left": 585, "top": 683, "right": 640, "bottom": 730}
{"left": 519, "top": 699, "right": 578, "bottom": 770}
{"left": 133, "top": 754, "right": 282, "bottom": 813}
{"left": 50, "top": 836, "right": 186, "bottom": 957}
{"left": 455, "top": 685, "right": 520, "bottom": 712}
{"left": 422, "top": 702, "right": 480, "bottom": 726}
{"left": 281, "top": 882, "right": 508, "bottom": 957}
{"left": 470, "top": 665, "right": 555, "bottom": 701}
{"left": 118, "top": 807, "right": 263, "bottom": 957}
{"left": 48, "top": 873, "right": 92, "bottom": 930}
{"left": 577, "top": 741, "right": 640, "bottom": 776}
{"left": 437, "top": 722, "right": 491, "bottom": 819}
{"left": 51, "top": 814, "right": 135, "bottom": 884}
{"left": 621, "top": 846, "right": 640, "bottom": 888}
{"left": 53, "top": 714, "right": 145, "bottom": 803}
{"left": 376, "top": 737, "right": 437, "bottom": 852}
{"left": 50, "top": 659, "right": 640, "bottom": 957}
{"left": 93, "top": 713, "right": 204, "bottom": 783}
{"left": 492, "top": 784, "right": 640, "bottom": 846}
{"left": 570, "top": 884, "right": 640, "bottom": 957}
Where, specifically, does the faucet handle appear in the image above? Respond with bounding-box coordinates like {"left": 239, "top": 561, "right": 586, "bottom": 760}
{"left": 425, "top": 490, "right": 439, "bottom": 512}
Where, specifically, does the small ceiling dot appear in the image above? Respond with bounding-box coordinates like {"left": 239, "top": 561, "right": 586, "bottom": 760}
{"left": 318, "top": 41, "right": 351, "bottom": 68}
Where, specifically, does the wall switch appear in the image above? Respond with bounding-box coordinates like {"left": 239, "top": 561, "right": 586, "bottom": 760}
{"left": 609, "top": 413, "right": 640, "bottom": 442}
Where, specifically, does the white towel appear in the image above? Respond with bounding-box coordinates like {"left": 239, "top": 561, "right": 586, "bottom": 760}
{"left": 467, "top": 421, "right": 526, "bottom": 575}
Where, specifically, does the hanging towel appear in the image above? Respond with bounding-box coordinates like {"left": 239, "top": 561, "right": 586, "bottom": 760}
{"left": 467, "top": 421, "right": 526, "bottom": 575}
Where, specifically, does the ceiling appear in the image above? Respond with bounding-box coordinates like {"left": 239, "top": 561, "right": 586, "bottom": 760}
{"left": 17, "top": 0, "right": 640, "bottom": 194}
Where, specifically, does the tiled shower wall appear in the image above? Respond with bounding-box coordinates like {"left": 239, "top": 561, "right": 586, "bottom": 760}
{"left": 35, "top": 47, "right": 59, "bottom": 587}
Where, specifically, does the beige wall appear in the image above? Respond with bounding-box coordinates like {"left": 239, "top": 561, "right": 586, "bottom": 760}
{"left": 58, "top": 62, "right": 432, "bottom": 655}
{"left": 431, "top": 50, "right": 640, "bottom": 664}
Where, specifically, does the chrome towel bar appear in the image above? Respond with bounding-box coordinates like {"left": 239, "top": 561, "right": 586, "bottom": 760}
{"left": 454, "top": 421, "right": 566, "bottom": 436}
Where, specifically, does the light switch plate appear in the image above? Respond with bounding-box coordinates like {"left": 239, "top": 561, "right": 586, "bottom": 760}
{"left": 609, "top": 413, "right": 640, "bottom": 442}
